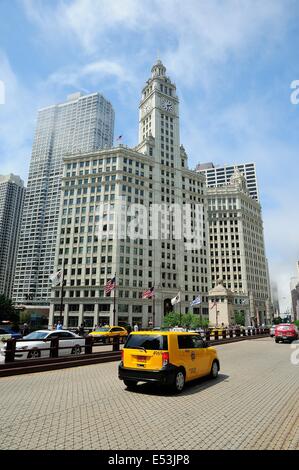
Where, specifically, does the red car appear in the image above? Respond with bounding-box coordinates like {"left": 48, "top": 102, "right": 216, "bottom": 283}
{"left": 275, "top": 324, "right": 298, "bottom": 343}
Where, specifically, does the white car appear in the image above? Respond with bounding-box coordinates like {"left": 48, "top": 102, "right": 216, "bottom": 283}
{"left": 0, "top": 330, "right": 85, "bottom": 360}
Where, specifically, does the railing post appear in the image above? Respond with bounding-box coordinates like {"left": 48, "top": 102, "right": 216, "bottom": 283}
{"left": 229, "top": 329, "right": 233, "bottom": 338}
{"left": 222, "top": 329, "right": 226, "bottom": 339}
{"left": 5, "top": 338, "right": 16, "bottom": 363}
{"left": 247, "top": 329, "right": 251, "bottom": 336}
{"left": 214, "top": 330, "right": 219, "bottom": 341}
{"left": 236, "top": 329, "right": 240, "bottom": 337}
{"left": 113, "top": 336, "right": 120, "bottom": 351}
{"left": 85, "top": 335, "right": 93, "bottom": 354}
{"left": 252, "top": 328, "right": 256, "bottom": 336}
{"left": 50, "top": 337, "right": 59, "bottom": 358}
{"left": 205, "top": 331, "right": 210, "bottom": 341}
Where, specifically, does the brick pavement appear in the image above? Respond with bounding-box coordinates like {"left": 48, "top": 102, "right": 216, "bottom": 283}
{"left": 0, "top": 337, "right": 298, "bottom": 450}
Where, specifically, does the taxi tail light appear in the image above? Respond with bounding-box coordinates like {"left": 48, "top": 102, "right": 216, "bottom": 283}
{"left": 162, "top": 352, "right": 169, "bottom": 367}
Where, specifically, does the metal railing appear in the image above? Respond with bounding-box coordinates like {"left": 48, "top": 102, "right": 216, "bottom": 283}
{"left": 3, "top": 335, "right": 126, "bottom": 363}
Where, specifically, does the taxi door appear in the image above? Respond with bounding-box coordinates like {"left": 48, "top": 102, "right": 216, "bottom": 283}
{"left": 191, "top": 335, "right": 211, "bottom": 377}
{"left": 177, "top": 335, "right": 197, "bottom": 381}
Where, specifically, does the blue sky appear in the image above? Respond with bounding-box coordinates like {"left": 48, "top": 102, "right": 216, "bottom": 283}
{"left": 0, "top": 0, "right": 299, "bottom": 310}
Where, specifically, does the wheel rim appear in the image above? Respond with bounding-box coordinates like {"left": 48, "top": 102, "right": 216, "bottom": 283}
{"left": 176, "top": 372, "right": 185, "bottom": 391}
{"left": 30, "top": 350, "right": 39, "bottom": 358}
{"left": 73, "top": 346, "right": 80, "bottom": 354}
{"left": 212, "top": 362, "right": 218, "bottom": 377}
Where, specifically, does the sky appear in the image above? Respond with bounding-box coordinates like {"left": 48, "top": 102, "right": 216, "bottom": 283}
{"left": 0, "top": 0, "right": 299, "bottom": 312}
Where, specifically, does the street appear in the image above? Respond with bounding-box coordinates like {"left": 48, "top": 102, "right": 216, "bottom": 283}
{"left": 0, "top": 337, "right": 298, "bottom": 450}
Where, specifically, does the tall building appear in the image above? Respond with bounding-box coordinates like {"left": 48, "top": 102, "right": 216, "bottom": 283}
{"left": 0, "top": 174, "right": 25, "bottom": 298}
{"left": 271, "top": 281, "right": 280, "bottom": 317}
{"left": 206, "top": 168, "right": 271, "bottom": 325}
{"left": 196, "top": 162, "right": 259, "bottom": 201}
{"left": 49, "top": 60, "right": 209, "bottom": 328}
{"left": 13, "top": 92, "right": 115, "bottom": 305}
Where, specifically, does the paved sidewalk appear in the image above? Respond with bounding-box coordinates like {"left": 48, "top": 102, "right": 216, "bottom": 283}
{"left": 0, "top": 338, "right": 298, "bottom": 450}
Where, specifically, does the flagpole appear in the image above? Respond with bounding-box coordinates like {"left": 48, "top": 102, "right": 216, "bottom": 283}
{"left": 113, "top": 272, "right": 116, "bottom": 326}
{"left": 179, "top": 291, "right": 182, "bottom": 327}
{"left": 152, "top": 288, "right": 155, "bottom": 328}
{"left": 59, "top": 259, "right": 66, "bottom": 325}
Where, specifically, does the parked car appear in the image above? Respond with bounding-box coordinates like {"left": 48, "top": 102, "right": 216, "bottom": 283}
{"left": 119, "top": 331, "right": 220, "bottom": 393}
{"left": 89, "top": 326, "right": 128, "bottom": 343}
{"left": 275, "top": 324, "right": 298, "bottom": 343}
{"left": 0, "top": 326, "right": 22, "bottom": 340}
{"left": 0, "top": 330, "right": 85, "bottom": 360}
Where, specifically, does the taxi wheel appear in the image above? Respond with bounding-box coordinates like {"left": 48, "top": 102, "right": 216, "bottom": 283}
{"left": 173, "top": 369, "right": 185, "bottom": 393}
{"left": 210, "top": 361, "right": 219, "bottom": 379}
{"left": 124, "top": 380, "right": 138, "bottom": 390}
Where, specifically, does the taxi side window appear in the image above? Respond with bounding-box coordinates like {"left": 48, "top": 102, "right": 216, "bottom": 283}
{"left": 192, "top": 335, "right": 204, "bottom": 348}
{"left": 177, "top": 335, "right": 194, "bottom": 349}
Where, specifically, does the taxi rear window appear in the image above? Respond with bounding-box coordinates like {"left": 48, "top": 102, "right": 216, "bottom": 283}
{"left": 125, "top": 334, "right": 168, "bottom": 350}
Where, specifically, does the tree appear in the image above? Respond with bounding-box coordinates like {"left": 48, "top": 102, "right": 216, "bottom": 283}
{"left": 0, "top": 295, "right": 18, "bottom": 323}
{"left": 273, "top": 316, "right": 283, "bottom": 325}
{"left": 294, "top": 320, "right": 299, "bottom": 328}
{"left": 163, "top": 312, "right": 181, "bottom": 328}
{"left": 234, "top": 311, "right": 245, "bottom": 326}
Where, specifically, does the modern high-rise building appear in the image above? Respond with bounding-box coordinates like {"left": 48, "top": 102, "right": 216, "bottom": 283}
{"left": 196, "top": 162, "right": 259, "bottom": 201}
{"left": 49, "top": 61, "right": 209, "bottom": 328}
{"left": 206, "top": 168, "right": 271, "bottom": 325}
{"left": 0, "top": 174, "right": 25, "bottom": 298}
{"left": 13, "top": 92, "right": 115, "bottom": 305}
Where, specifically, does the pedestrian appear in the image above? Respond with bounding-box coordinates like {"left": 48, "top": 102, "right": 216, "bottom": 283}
{"left": 79, "top": 324, "right": 85, "bottom": 336}
{"left": 22, "top": 323, "right": 29, "bottom": 336}
{"left": 56, "top": 321, "right": 63, "bottom": 330}
{"left": 133, "top": 323, "right": 139, "bottom": 332}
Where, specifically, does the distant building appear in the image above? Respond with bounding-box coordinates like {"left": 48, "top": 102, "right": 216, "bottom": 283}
{"left": 13, "top": 92, "right": 115, "bottom": 306}
{"left": 206, "top": 168, "right": 271, "bottom": 325}
{"left": 0, "top": 174, "right": 25, "bottom": 298}
{"left": 196, "top": 162, "right": 259, "bottom": 201}
{"left": 271, "top": 281, "right": 280, "bottom": 318}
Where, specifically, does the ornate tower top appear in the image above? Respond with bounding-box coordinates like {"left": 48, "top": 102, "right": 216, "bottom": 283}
{"left": 230, "top": 167, "right": 248, "bottom": 193}
{"left": 151, "top": 59, "right": 166, "bottom": 78}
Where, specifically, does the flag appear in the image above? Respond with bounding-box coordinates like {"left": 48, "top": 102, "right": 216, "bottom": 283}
{"left": 105, "top": 277, "right": 116, "bottom": 295}
{"left": 49, "top": 270, "right": 63, "bottom": 287}
{"left": 116, "top": 135, "right": 123, "bottom": 141}
{"left": 142, "top": 287, "right": 155, "bottom": 299}
{"left": 171, "top": 292, "right": 181, "bottom": 306}
{"left": 190, "top": 296, "right": 201, "bottom": 308}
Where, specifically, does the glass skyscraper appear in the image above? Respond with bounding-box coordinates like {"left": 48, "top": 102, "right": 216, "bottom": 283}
{"left": 13, "top": 92, "right": 115, "bottom": 305}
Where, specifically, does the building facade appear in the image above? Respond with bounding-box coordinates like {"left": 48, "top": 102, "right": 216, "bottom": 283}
{"left": 0, "top": 174, "right": 25, "bottom": 298}
{"left": 196, "top": 162, "right": 259, "bottom": 201}
{"left": 13, "top": 92, "right": 114, "bottom": 306}
{"left": 49, "top": 61, "right": 209, "bottom": 328}
{"left": 206, "top": 169, "right": 271, "bottom": 325}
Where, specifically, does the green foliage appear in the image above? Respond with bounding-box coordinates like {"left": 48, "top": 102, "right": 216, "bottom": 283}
{"left": 0, "top": 295, "right": 18, "bottom": 323}
{"left": 163, "top": 312, "right": 181, "bottom": 327}
{"left": 273, "top": 316, "right": 283, "bottom": 325}
{"left": 293, "top": 320, "right": 299, "bottom": 328}
{"left": 19, "top": 311, "right": 31, "bottom": 324}
{"left": 234, "top": 310, "right": 245, "bottom": 326}
{"left": 163, "top": 311, "right": 209, "bottom": 329}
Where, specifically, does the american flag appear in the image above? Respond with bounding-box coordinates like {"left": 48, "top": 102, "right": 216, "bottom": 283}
{"left": 142, "top": 286, "right": 155, "bottom": 299}
{"left": 104, "top": 277, "right": 116, "bottom": 295}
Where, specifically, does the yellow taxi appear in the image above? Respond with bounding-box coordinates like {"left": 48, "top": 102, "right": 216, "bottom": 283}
{"left": 89, "top": 326, "right": 128, "bottom": 343}
{"left": 119, "top": 331, "right": 220, "bottom": 393}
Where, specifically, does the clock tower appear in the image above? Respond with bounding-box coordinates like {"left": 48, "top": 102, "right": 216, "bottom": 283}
{"left": 138, "top": 60, "right": 180, "bottom": 168}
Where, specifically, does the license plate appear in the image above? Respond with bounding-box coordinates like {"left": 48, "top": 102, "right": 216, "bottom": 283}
{"left": 137, "top": 356, "right": 146, "bottom": 362}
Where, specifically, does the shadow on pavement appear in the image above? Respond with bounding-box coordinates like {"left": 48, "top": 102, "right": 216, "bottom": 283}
{"left": 123, "top": 373, "right": 230, "bottom": 397}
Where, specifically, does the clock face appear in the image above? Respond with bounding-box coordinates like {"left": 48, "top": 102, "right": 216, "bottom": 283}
{"left": 143, "top": 101, "right": 152, "bottom": 115}
{"left": 161, "top": 98, "right": 173, "bottom": 112}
